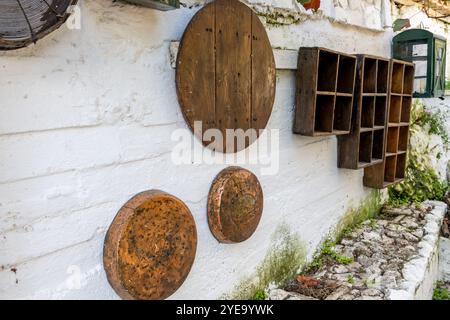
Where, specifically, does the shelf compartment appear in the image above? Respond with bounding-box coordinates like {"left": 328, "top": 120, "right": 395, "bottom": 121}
{"left": 359, "top": 131, "right": 373, "bottom": 164}
{"left": 389, "top": 95, "right": 402, "bottom": 123}
{"left": 395, "top": 153, "right": 407, "bottom": 180}
{"left": 314, "top": 95, "right": 335, "bottom": 133}
{"left": 401, "top": 96, "right": 412, "bottom": 123}
{"left": 398, "top": 126, "right": 409, "bottom": 152}
{"left": 372, "top": 129, "right": 385, "bottom": 160}
{"left": 361, "top": 96, "right": 375, "bottom": 128}
{"left": 386, "top": 127, "right": 399, "bottom": 154}
{"left": 384, "top": 155, "right": 397, "bottom": 183}
{"left": 318, "top": 50, "right": 338, "bottom": 92}
{"left": 377, "top": 60, "right": 389, "bottom": 93}
{"left": 403, "top": 64, "right": 414, "bottom": 95}
{"left": 374, "top": 96, "right": 387, "bottom": 127}
{"left": 337, "top": 55, "right": 389, "bottom": 170}
{"left": 294, "top": 48, "right": 356, "bottom": 136}
{"left": 391, "top": 62, "right": 404, "bottom": 94}
{"left": 333, "top": 96, "right": 353, "bottom": 132}
{"left": 337, "top": 55, "right": 357, "bottom": 94}
{"left": 363, "top": 58, "right": 377, "bottom": 93}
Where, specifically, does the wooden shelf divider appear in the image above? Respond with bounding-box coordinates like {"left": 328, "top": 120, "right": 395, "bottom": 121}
{"left": 294, "top": 47, "right": 357, "bottom": 136}
{"left": 338, "top": 55, "right": 390, "bottom": 169}
{"left": 363, "top": 59, "right": 415, "bottom": 189}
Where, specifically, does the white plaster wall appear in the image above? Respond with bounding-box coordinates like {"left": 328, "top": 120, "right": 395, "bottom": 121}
{"left": 391, "top": 2, "right": 450, "bottom": 84}
{"left": 0, "top": 0, "right": 443, "bottom": 300}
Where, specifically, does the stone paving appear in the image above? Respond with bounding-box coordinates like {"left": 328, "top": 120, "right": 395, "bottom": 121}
{"left": 270, "top": 201, "right": 447, "bottom": 300}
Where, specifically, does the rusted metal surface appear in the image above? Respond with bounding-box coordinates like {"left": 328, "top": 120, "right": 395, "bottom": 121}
{"left": 207, "top": 167, "right": 263, "bottom": 243}
{"left": 103, "top": 190, "right": 197, "bottom": 300}
{"left": 0, "top": 0, "right": 77, "bottom": 50}
{"left": 176, "top": 0, "right": 276, "bottom": 153}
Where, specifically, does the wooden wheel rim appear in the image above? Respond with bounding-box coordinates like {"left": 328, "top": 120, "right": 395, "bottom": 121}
{"left": 176, "top": 0, "right": 276, "bottom": 153}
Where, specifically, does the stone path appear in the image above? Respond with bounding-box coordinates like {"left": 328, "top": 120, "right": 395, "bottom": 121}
{"left": 269, "top": 201, "right": 447, "bottom": 300}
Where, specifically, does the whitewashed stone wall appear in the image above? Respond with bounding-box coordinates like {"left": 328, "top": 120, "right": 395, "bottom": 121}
{"left": 0, "top": 0, "right": 446, "bottom": 299}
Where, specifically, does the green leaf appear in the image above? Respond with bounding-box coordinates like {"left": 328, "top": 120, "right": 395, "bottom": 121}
{"left": 393, "top": 19, "right": 411, "bottom": 32}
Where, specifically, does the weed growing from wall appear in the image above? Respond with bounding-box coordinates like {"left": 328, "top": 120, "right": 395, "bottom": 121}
{"left": 303, "top": 191, "right": 382, "bottom": 274}
{"left": 223, "top": 224, "right": 306, "bottom": 300}
{"left": 388, "top": 101, "right": 449, "bottom": 205}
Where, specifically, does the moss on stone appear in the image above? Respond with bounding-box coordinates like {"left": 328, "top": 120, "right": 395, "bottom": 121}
{"left": 303, "top": 191, "right": 383, "bottom": 274}
{"left": 223, "top": 224, "right": 306, "bottom": 300}
{"left": 334, "top": 190, "right": 383, "bottom": 242}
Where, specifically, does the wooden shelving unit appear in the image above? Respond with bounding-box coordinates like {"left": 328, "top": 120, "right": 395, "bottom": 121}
{"left": 363, "top": 60, "right": 415, "bottom": 189}
{"left": 338, "top": 55, "right": 390, "bottom": 169}
{"left": 294, "top": 47, "right": 357, "bottom": 136}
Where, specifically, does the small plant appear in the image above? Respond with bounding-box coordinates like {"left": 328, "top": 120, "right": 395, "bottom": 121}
{"left": 433, "top": 283, "right": 450, "bottom": 300}
{"left": 252, "top": 289, "right": 268, "bottom": 301}
{"left": 347, "top": 274, "right": 355, "bottom": 285}
{"left": 388, "top": 101, "right": 449, "bottom": 205}
{"left": 335, "top": 255, "right": 354, "bottom": 265}
{"left": 304, "top": 240, "right": 353, "bottom": 273}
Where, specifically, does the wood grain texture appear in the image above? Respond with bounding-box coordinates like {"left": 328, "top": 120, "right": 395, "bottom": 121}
{"left": 294, "top": 48, "right": 356, "bottom": 137}
{"left": 363, "top": 59, "right": 415, "bottom": 189}
{"left": 103, "top": 190, "right": 197, "bottom": 300}
{"left": 176, "top": 0, "right": 275, "bottom": 153}
{"left": 338, "top": 55, "right": 389, "bottom": 170}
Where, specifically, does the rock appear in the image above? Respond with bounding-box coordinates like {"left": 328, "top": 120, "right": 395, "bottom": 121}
{"left": 381, "top": 235, "right": 395, "bottom": 245}
{"left": 385, "top": 230, "right": 400, "bottom": 239}
{"left": 330, "top": 273, "right": 352, "bottom": 282}
{"left": 366, "top": 265, "right": 382, "bottom": 278}
{"left": 353, "top": 243, "right": 372, "bottom": 257}
{"left": 325, "top": 286, "right": 350, "bottom": 300}
{"left": 412, "top": 229, "right": 424, "bottom": 239}
{"left": 383, "top": 270, "right": 401, "bottom": 280}
{"left": 268, "top": 289, "right": 290, "bottom": 300}
{"left": 393, "top": 215, "right": 406, "bottom": 223}
{"left": 403, "top": 232, "right": 419, "bottom": 243}
{"left": 356, "top": 295, "right": 383, "bottom": 300}
{"left": 380, "top": 275, "right": 397, "bottom": 289}
{"left": 341, "top": 238, "right": 354, "bottom": 246}
{"left": 346, "top": 262, "right": 362, "bottom": 272}
{"left": 286, "top": 292, "right": 318, "bottom": 300}
{"left": 361, "top": 288, "right": 383, "bottom": 297}
{"left": 357, "top": 255, "right": 374, "bottom": 267}
{"left": 340, "top": 294, "right": 356, "bottom": 300}
{"left": 400, "top": 219, "right": 419, "bottom": 229}
{"left": 386, "top": 224, "right": 407, "bottom": 232}
{"left": 332, "top": 265, "right": 349, "bottom": 274}
{"left": 383, "top": 207, "right": 413, "bottom": 216}
{"left": 269, "top": 289, "right": 317, "bottom": 300}
{"left": 362, "top": 231, "right": 381, "bottom": 242}
{"left": 377, "top": 220, "right": 389, "bottom": 227}
{"left": 395, "top": 238, "right": 410, "bottom": 246}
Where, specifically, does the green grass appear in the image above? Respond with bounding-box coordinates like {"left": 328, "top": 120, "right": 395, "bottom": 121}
{"left": 433, "top": 283, "right": 450, "bottom": 300}
{"left": 252, "top": 289, "right": 268, "bottom": 300}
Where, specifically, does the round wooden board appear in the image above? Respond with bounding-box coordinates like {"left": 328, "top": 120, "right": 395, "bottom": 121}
{"left": 207, "top": 167, "right": 263, "bottom": 243}
{"left": 176, "top": 0, "right": 276, "bottom": 153}
{"left": 103, "top": 190, "right": 197, "bottom": 300}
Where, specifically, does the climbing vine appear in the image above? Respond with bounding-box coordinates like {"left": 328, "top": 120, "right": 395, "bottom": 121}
{"left": 388, "top": 101, "right": 449, "bottom": 205}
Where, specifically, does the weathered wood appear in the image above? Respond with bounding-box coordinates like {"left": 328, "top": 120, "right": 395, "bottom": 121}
{"left": 294, "top": 47, "right": 356, "bottom": 137}
{"left": 176, "top": 0, "right": 276, "bottom": 153}
{"left": 338, "top": 55, "right": 390, "bottom": 170}
{"left": 0, "top": 0, "right": 77, "bottom": 50}
{"left": 207, "top": 167, "right": 263, "bottom": 244}
{"left": 363, "top": 59, "right": 415, "bottom": 189}
{"left": 103, "top": 190, "right": 197, "bottom": 300}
